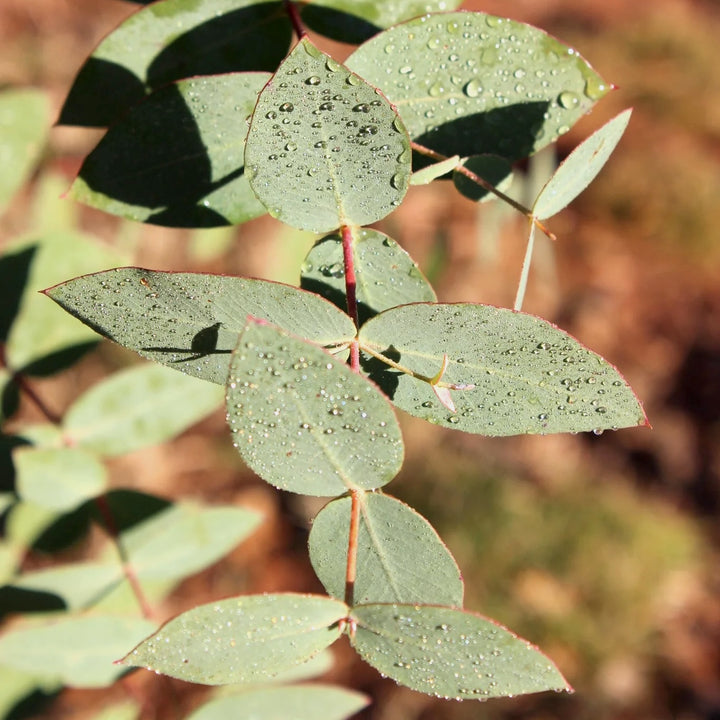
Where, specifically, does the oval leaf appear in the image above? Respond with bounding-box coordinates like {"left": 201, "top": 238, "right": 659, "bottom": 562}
{"left": 350, "top": 603, "right": 570, "bottom": 700}
{"left": 123, "top": 593, "right": 348, "bottom": 685}
{"left": 300, "top": 228, "right": 436, "bottom": 325}
{"left": 245, "top": 38, "right": 410, "bottom": 232}
{"left": 45, "top": 268, "right": 356, "bottom": 385}
{"left": 309, "top": 492, "right": 463, "bottom": 606}
{"left": 533, "top": 109, "right": 632, "bottom": 220}
{"left": 70, "top": 73, "right": 269, "bottom": 227}
{"left": 226, "top": 323, "right": 403, "bottom": 496}
{"left": 13, "top": 447, "right": 107, "bottom": 512}
{"left": 358, "top": 303, "right": 647, "bottom": 435}
{"left": 346, "top": 12, "right": 609, "bottom": 161}
{"left": 188, "top": 685, "right": 369, "bottom": 720}
{"left": 59, "top": 0, "right": 291, "bottom": 127}
{"left": 453, "top": 154, "right": 514, "bottom": 203}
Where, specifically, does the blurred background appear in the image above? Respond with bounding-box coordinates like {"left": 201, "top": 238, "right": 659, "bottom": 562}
{"left": 0, "top": 0, "right": 719, "bottom": 718}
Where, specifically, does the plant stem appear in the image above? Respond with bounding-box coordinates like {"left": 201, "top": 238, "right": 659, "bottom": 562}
{"left": 283, "top": 0, "right": 307, "bottom": 39}
{"left": 514, "top": 217, "right": 536, "bottom": 312}
{"left": 341, "top": 225, "right": 359, "bottom": 328}
{"left": 410, "top": 141, "right": 556, "bottom": 242}
{"left": 95, "top": 494, "right": 155, "bottom": 620}
{"left": 344, "top": 489, "right": 360, "bottom": 606}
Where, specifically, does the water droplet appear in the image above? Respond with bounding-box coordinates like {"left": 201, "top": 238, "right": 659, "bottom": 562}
{"left": 285, "top": 142, "right": 297, "bottom": 151}
{"left": 265, "top": 110, "right": 277, "bottom": 119}
{"left": 463, "top": 79, "right": 482, "bottom": 98}
{"left": 399, "top": 66, "right": 413, "bottom": 75}
{"left": 384, "top": 43, "right": 395, "bottom": 54}
{"left": 314, "top": 140, "right": 327, "bottom": 149}
{"left": 428, "top": 81, "right": 446, "bottom": 97}
{"left": 305, "top": 76, "right": 321, "bottom": 85}
{"left": 584, "top": 75, "right": 608, "bottom": 100}
{"left": 358, "top": 124, "right": 378, "bottom": 136}
{"left": 279, "top": 102, "right": 294, "bottom": 112}
{"left": 353, "top": 103, "right": 370, "bottom": 113}
{"left": 319, "top": 102, "right": 334, "bottom": 111}
{"left": 558, "top": 91, "right": 580, "bottom": 109}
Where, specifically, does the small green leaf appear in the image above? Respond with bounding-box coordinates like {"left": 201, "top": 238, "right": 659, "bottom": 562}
{"left": 70, "top": 74, "right": 269, "bottom": 227}
{"left": 245, "top": 38, "right": 410, "bottom": 232}
{"left": 123, "top": 594, "right": 348, "bottom": 685}
{"left": 350, "top": 604, "right": 570, "bottom": 699}
{"left": 300, "top": 228, "right": 436, "bottom": 324}
{"left": 14, "top": 447, "right": 107, "bottom": 511}
{"left": 226, "top": 323, "right": 403, "bottom": 496}
{"left": 0, "top": 616, "right": 156, "bottom": 688}
{"left": 188, "top": 685, "right": 369, "bottom": 720}
{"left": 358, "top": 303, "right": 647, "bottom": 435}
{"left": 46, "top": 268, "right": 356, "bottom": 385}
{"left": 533, "top": 109, "right": 632, "bottom": 220}
{"left": 0, "top": 89, "right": 49, "bottom": 215}
{"left": 121, "top": 502, "right": 261, "bottom": 581}
{"left": 410, "top": 155, "right": 461, "bottom": 185}
{"left": 59, "top": 0, "right": 291, "bottom": 127}
{"left": 309, "top": 492, "right": 463, "bottom": 606}
{"left": 346, "top": 12, "right": 609, "bottom": 161}
{"left": 302, "top": 0, "right": 463, "bottom": 29}
{"left": 453, "top": 155, "right": 514, "bottom": 203}
{"left": 63, "top": 364, "right": 223, "bottom": 456}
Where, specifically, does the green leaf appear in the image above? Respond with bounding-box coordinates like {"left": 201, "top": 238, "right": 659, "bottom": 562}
{"left": 358, "top": 303, "right": 647, "bottom": 435}
{"left": 226, "top": 323, "right": 403, "bottom": 496}
{"left": 0, "top": 665, "right": 60, "bottom": 719}
{"left": 188, "top": 685, "right": 369, "bottom": 720}
{"left": 46, "top": 268, "right": 356, "bottom": 385}
{"left": 302, "top": 0, "right": 463, "bottom": 29}
{"left": 0, "top": 89, "right": 49, "bottom": 215}
{"left": 346, "top": 12, "right": 609, "bottom": 161}
{"left": 533, "top": 109, "right": 632, "bottom": 220}
{"left": 122, "top": 594, "right": 348, "bottom": 685}
{"left": 410, "top": 155, "right": 461, "bottom": 185}
{"left": 89, "top": 702, "right": 140, "bottom": 720}
{"left": 350, "top": 603, "right": 570, "bottom": 700}
{"left": 121, "top": 502, "right": 261, "bottom": 581}
{"left": 453, "top": 155, "right": 514, "bottom": 203}
{"left": 13, "top": 447, "right": 107, "bottom": 511}
{"left": 59, "top": 0, "right": 291, "bottom": 127}
{"left": 309, "top": 492, "right": 463, "bottom": 606}
{"left": 63, "top": 363, "right": 223, "bottom": 456}
{"left": 5, "top": 233, "right": 126, "bottom": 371}
{"left": 70, "top": 74, "right": 269, "bottom": 228}
{"left": 245, "top": 38, "right": 410, "bottom": 232}
{"left": 300, "top": 228, "right": 436, "bottom": 325}
{"left": 0, "top": 615, "right": 156, "bottom": 688}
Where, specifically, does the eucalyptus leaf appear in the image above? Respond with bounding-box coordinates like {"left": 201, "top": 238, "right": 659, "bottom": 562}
{"left": 346, "top": 12, "right": 609, "bottom": 161}
{"left": 70, "top": 74, "right": 269, "bottom": 227}
{"left": 245, "top": 38, "right": 410, "bottom": 232}
{"left": 63, "top": 364, "right": 223, "bottom": 456}
{"left": 453, "top": 155, "right": 514, "bottom": 203}
{"left": 0, "top": 616, "right": 156, "bottom": 688}
{"left": 59, "top": 0, "right": 290, "bottom": 127}
{"left": 410, "top": 155, "right": 461, "bottom": 185}
{"left": 300, "top": 228, "right": 436, "bottom": 324}
{"left": 122, "top": 594, "right": 348, "bottom": 684}
{"left": 309, "top": 492, "right": 463, "bottom": 606}
{"left": 350, "top": 603, "right": 570, "bottom": 700}
{"left": 45, "top": 268, "right": 356, "bottom": 385}
{"left": 13, "top": 447, "right": 107, "bottom": 511}
{"left": 226, "top": 323, "right": 403, "bottom": 496}
{"left": 188, "top": 685, "right": 369, "bottom": 720}
{"left": 358, "top": 303, "right": 647, "bottom": 435}
{"left": 533, "top": 109, "right": 632, "bottom": 220}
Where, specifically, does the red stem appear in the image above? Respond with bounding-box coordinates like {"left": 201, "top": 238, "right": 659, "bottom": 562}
{"left": 344, "top": 489, "right": 361, "bottom": 606}
{"left": 341, "top": 225, "right": 359, "bottom": 329}
{"left": 283, "top": 0, "right": 307, "bottom": 39}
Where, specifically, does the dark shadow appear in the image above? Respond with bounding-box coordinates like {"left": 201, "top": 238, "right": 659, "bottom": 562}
{"left": 32, "top": 505, "right": 92, "bottom": 554}
{"left": 0, "top": 434, "right": 29, "bottom": 496}
{"left": 300, "top": 277, "right": 377, "bottom": 327}
{"left": 300, "top": 5, "right": 381, "bottom": 44}
{"left": 2, "top": 379, "right": 20, "bottom": 421}
{"left": 92, "top": 489, "right": 171, "bottom": 535}
{"left": 0, "top": 245, "right": 37, "bottom": 343}
{"left": 5, "top": 686, "right": 59, "bottom": 720}
{"left": 142, "top": 322, "right": 232, "bottom": 361}
{"left": 20, "top": 341, "right": 98, "bottom": 378}
{"left": 412, "top": 101, "right": 551, "bottom": 170}
{"left": 360, "top": 345, "right": 402, "bottom": 399}
{"left": 0, "top": 586, "right": 66, "bottom": 620}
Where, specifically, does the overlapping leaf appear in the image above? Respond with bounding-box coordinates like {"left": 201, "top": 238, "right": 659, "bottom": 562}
{"left": 309, "top": 492, "right": 463, "bottom": 606}
{"left": 350, "top": 603, "right": 570, "bottom": 699}
{"left": 226, "top": 323, "right": 403, "bottom": 496}
{"left": 300, "top": 229, "right": 436, "bottom": 324}
{"left": 59, "top": 0, "right": 290, "bottom": 127}
{"left": 245, "top": 38, "right": 410, "bottom": 232}
{"left": 62, "top": 364, "right": 223, "bottom": 456}
{"left": 70, "top": 73, "right": 270, "bottom": 227}
{"left": 346, "top": 12, "right": 609, "bottom": 161}
{"left": 358, "top": 303, "right": 647, "bottom": 435}
{"left": 453, "top": 155, "right": 514, "bottom": 202}
{"left": 45, "top": 268, "right": 356, "bottom": 385}
{"left": 123, "top": 594, "right": 348, "bottom": 684}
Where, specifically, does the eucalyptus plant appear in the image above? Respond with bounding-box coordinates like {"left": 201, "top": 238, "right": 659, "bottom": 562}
{"left": 15, "top": 0, "right": 646, "bottom": 714}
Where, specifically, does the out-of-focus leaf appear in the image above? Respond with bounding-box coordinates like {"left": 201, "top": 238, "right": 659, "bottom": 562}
{"left": 245, "top": 38, "right": 410, "bottom": 233}
{"left": 70, "top": 74, "right": 269, "bottom": 227}
{"left": 62, "top": 363, "right": 223, "bottom": 456}
{"left": 309, "top": 492, "right": 463, "bottom": 606}
{"left": 0, "top": 665, "right": 59, "bottom": 720}
{"left": 227, "top": 323, "right": 403, "bottom": 496}
{"left": 303, "top": 0, "right": 463, "bottom": 29}
{"left": 410, "top": 155, "right": 460, "bottom": 185}
{"left": 46, "top": 268, "right": 356, "bottom": 385}
{"left": 122, "top": 594, "right": 348, "bottom": 685}
{"left": 59, "top": 0, "right": 290, "bottom": 127}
